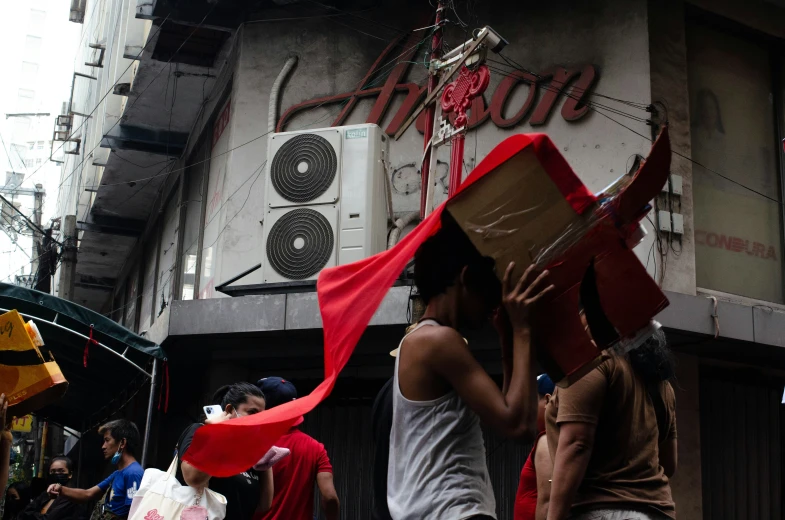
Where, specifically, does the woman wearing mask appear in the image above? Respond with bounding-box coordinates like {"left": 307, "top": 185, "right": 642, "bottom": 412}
{"left": 176, "top": 383, "right": 274, "bottom": 520}
{"left": 20, "top": 457, "right": 82, "bottom": 520}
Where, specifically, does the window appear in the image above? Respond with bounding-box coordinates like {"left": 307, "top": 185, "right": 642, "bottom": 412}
{"left": 20, "top": 62, "right": 39, "bottom": 85}
{"left": 35, "top": 159, "right": 42, "bottom": 166}
{"left": 17, "top": 89, "right": 35, "bottom": 112}
{"left": 688, "top": 21, "right": 784, "bottom": 303}
{"left": 28, "top": 10, "right": 46, "bottom": 35}
{"left": 23, "top": 36, "right": 42, "bottom": 62}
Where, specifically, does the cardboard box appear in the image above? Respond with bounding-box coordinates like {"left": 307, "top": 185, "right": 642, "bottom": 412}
{"left": 446, "top": 129, "right": 672, "bottom": 385}
{"left": 0, "top": 310, "right": 68, "bottom": 417}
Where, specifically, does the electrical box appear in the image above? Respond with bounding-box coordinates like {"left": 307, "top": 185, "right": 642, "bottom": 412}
{"left": 658, "top": 211, "right": 684, "bottom": 235}
{"left": 661, "top": 174, "right": 683, "bottom": 196}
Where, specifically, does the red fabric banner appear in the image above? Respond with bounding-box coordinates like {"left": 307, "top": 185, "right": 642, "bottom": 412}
{"left": 183, "top": 134, "right": 594, "bottom": 477}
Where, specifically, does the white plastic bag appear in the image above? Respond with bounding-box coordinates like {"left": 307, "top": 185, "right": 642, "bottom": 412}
{"left": 128, "top": 458, "right": 226, "bottom": 520}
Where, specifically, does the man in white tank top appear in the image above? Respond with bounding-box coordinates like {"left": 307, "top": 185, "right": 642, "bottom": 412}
{"left": 388, "top": 214, "right": 555, "bottom": 520}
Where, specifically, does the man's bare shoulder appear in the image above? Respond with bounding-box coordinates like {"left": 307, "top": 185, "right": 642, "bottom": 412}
{"left": 405, "top": 324, "right": 467, "bottom": 357}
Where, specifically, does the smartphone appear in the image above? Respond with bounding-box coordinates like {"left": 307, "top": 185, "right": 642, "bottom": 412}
{"left": 203, "top": 405, "right": 224, "bottom": 419}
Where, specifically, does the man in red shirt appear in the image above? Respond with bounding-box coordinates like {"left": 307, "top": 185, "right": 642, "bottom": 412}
{"left": 255, "top": 377, "right": 339, "bottom": 520}
{"left": 514, "top": 374, "right": 555, "bottom": 520}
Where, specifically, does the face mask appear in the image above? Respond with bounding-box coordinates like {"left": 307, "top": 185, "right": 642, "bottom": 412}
{"left": 6, "top": 499, "right": 22, "bottom": 512}
{"left": 49, "top": 474, "right": 70, "bottom": 485}
{"left": 111, "top": 450, "right": 121, "bottom": 465}
{"left": 233, "top": 410, "right": 246, "bottom": 418}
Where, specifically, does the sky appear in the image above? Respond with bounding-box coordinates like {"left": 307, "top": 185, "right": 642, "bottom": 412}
{"left": 0, "top": 0, "right": 81, "bottom": 284}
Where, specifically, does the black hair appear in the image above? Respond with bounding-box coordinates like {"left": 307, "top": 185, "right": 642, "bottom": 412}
{"left": 211, "top": 382, "right": 265, "bottom": 411}
{"left": 99, "top": 419, "right": 141, "bottom": 458}
{"left": 49, "top": 456, "right": 73, "bottom": 473}
{"left": 626, "top": 328, "right": 674, "bottom": 384}
{"left": 6, "top": 481, "right": 31, "bottom": 503}
{"left": 414, "top": 211, "right": 501, "bottom": 307}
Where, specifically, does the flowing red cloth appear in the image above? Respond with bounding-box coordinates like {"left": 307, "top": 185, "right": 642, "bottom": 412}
{"left": 183, "top": 134, "right": 594, "bottom": 477}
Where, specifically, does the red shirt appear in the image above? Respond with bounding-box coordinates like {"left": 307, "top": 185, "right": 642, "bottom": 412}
{"left": 514, "top": 432, "right": 545, "bottom": 520}
{"left": 258, "top": 428, "right": 333, "bottom": 520}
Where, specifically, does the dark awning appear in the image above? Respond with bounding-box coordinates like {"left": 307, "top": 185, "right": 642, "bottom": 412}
{"left": 0, "top": 283, "right": 165, "bottom": 430}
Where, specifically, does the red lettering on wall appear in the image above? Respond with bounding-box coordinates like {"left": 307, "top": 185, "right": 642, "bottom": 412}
{"left": 490, "top": 70, "right": 537, "bottom": 128}
{"left": 696, "top": 229, "right": 779, "bottom": 261}
{"left": 277, "top": 34, "right": 598, "bottom": 136}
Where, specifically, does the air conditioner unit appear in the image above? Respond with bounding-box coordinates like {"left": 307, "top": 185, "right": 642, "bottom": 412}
{"left": 261, "top": 124, "right": 388, "bottom": 284}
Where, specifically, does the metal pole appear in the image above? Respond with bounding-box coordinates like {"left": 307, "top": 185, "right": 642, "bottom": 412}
{"left": 76, "top": 421, "right": 85, "bottom": 488}
{"left": 419, "top": 1, "right": 444, "bottom": 219}
{"left": 37, "top": 421, "right": 48, "bottom": 478}
{"left": 140, "top": 358, "right": 159, "bottom": 468}
{"left": 31, "top": 185, "right": 44, "bottom": 279}
{"left": 448, "top": 133, "right": 465, "bottom": 198}
{"left": 58, "top": 216, "right": 77, "bottom": 301}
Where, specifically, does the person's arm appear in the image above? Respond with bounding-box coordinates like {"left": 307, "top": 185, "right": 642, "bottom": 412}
{"left": 180, "top": 461, "right": 211, "bottom": 490}
{"left": 546, "top": 422, "right": 596, "bottom": 520}
{"left": 178, "top": 423, "right": 214, "bottom": 491}
{"left": 255, "top": 468, "right": 273, "bottom": 514}
{"left": 545, "top": 365, "right": 608, "bottom": 520}
{"left": 534, "top": 435, "right": 553, "bottom": 520}
{"left": 660, "top": 438, "right": 677, "bottom": 478}
{"left": 659, "top": 382, "right": 678, "bottom": 478}
{"left": 494, "top": 308, "right": 514, "bottom": 396}
{"left": 53, "top": 486, "right": 104, "bottom": 504}
{"left": 431, "top": 264, "right": 553, "bottom": 440}
{"left": 0, "top": 395, "right": 11, "bottom": 498}
{"left": 316, "top": 472, "right": 339, "bottom": 520}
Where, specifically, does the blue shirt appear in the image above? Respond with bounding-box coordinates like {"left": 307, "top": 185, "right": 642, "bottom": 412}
{"left": 97, "top": 461, "right": 144, "bottom": 516}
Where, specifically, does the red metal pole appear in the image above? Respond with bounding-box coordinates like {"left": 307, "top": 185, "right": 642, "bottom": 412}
{"left": 419, "top": 2, "right": 444, "bottom": 219}
{"left": 448, "top": 133, "right": 465, "bottom": 198}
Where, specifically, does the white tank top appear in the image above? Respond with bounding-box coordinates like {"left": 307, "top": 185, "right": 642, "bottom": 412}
{"left": 387, "top": 320, "right": 497, "bottom": 520}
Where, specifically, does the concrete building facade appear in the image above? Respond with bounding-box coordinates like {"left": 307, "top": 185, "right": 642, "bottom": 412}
{"left": 53, "top": 0, "right": 785, "bottom": 518}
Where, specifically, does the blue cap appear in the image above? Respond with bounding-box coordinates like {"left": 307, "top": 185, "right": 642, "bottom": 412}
{"left": 256, "top": 377, "right": 297, "bottom": 409}
{"left": 537, "top": 373, "right": 555, "bottom": 396}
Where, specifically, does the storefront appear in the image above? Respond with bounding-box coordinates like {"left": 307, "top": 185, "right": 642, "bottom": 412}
{"left": 55, "top": 0, "right": 785, "bottom": 518}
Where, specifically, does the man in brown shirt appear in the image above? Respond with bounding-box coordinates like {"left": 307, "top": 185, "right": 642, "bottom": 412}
{"left": 545, "top": 340, "right": 677, "bottom": 520}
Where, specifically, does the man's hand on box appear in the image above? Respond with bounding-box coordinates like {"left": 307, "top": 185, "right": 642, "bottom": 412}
{"left": 502, "top": 262, "right": 555, "bottom": 332}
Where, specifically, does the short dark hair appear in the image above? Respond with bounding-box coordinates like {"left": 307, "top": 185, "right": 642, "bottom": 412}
{"left": 414, "top": 212, "right": 501, "bottom": 306}
{"left": 212, "top": 382, "right": 265, "bottom": 410}
{"left": 50, "top": 456, "right": 73, "bottom": 473}
{"left": 99, "top": 420, "right": 141, "bottom": 457}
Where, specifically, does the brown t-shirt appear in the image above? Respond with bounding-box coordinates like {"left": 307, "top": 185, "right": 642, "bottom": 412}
{"left": 545, "top": 355, "right": 677, "bottom": 518}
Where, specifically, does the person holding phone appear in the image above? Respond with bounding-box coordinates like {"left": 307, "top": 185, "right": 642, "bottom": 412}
{"left": 175, "top": 383, "right": 273, "bottom": 520}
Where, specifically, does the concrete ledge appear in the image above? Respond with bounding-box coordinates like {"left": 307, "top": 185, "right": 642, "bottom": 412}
{"left": 658, "top": 290, "right": 785, "bottom": 346}
{"left": 161, "top": 288, "right": 785, "bottom": 351}
{"left": 169, "top": 294, "right": 286, "bottom": 335}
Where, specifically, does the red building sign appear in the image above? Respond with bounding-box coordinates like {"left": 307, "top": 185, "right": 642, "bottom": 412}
{"left": 277, "top": 32, "right": 598, "bottom": 136}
